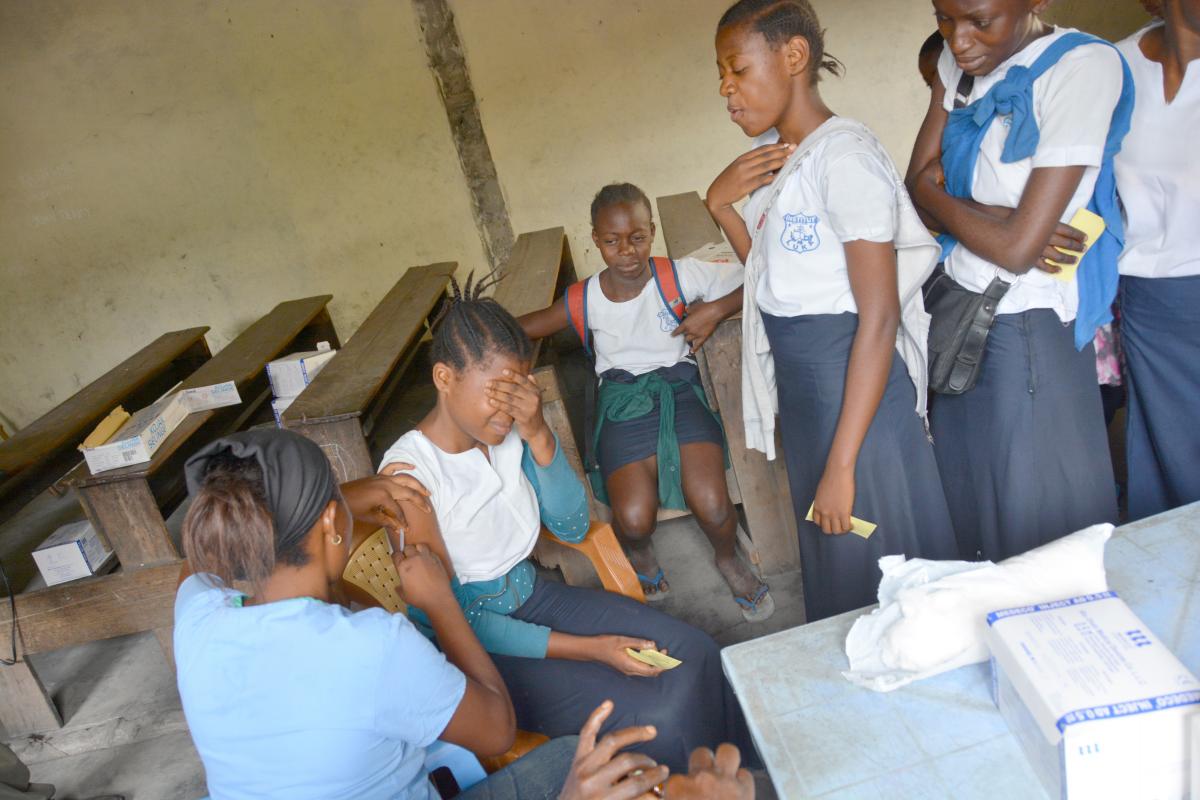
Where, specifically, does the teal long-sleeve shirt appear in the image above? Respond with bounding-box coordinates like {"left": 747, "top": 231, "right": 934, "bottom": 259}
{"left": 407, "top": 435, "right": 588, "bottom": 658}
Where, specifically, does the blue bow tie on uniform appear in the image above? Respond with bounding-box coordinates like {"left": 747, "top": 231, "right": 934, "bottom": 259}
{"left": 938, "top": 32, "right": 1135, "bottom": 351}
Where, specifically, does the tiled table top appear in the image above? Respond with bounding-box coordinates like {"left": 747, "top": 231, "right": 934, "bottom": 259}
{"left": 722, "top": 503, "right": 1200, "bottom": 799}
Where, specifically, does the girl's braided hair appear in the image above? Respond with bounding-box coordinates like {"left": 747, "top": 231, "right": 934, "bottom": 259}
{"left": 718, "top": 0, "right": 844, "bottom": 84}
{"left": 430, "top": 270, "right": 535, "bottom": 370}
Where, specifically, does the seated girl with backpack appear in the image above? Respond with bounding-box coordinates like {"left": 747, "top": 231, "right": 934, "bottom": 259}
{"left": 518, "top": 183, "right": 772, "bottom": 621}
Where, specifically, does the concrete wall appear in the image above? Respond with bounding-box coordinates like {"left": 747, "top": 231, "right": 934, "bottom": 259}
{"left": 0, "top": 0, "right": 486, "bottom": 428}
{"left": 0, "top": 0, "right": 1151, "bottom": 429}
{"left": 454, "top": 0, "right": 1151, "bottom": 277}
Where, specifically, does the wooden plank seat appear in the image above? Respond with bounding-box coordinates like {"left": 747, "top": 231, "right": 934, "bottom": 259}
{"left": 0, "top": 327, "right": 211, "bottom": 532}
{"left": 0, "top": 296, "right": 338, "bottom": 737}
{"left": 656, "top": 191, "right": 800, "bottom": 576}
{"left": 491, "top": 227, "right": 577, "bottom": 364}
{"left": 283, "top": 263, "right": 455, "bottom": 483}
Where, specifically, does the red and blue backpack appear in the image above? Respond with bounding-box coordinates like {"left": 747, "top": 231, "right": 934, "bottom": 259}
{"left": 563, "top": 257, "right": 687, "bottom": 356}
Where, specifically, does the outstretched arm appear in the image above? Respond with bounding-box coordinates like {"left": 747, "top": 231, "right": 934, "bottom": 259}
{"left": 519, "top": 298, "right": 570, "bottom": 341}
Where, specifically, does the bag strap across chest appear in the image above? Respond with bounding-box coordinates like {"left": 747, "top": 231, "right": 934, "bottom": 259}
{"left": 563, "top": 257, "right": 686, "bottom": 357}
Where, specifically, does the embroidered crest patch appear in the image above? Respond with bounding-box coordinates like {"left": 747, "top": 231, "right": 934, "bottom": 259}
{"left": 781, "top": 212, "right": 821, "bottom": 254}
{"left": 657, "top": 307, "right": 680, "bottom": 332}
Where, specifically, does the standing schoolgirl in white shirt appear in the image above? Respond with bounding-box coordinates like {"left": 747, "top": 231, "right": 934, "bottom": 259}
{"left": 705, "top": 0, "right": 958, "bottom": 622}
{"left": 907, "top": 0, "right": 1131, "bottom": 561}
{"left": 1115, "top": 2, "right": 1200, "bottom": 520}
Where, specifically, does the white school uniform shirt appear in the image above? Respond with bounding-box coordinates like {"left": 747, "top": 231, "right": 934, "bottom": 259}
{"left": 741, "top": 127, "right": 899, "bottom": 317}
{"left": 937, "top": 27, "right": 1124, "bottom": 321}
{"left": 737, "top": 117, "right": 940, "bottom": 459}
{"left": 379, "top": 429, "right": 539, "bottom": 584}
{"left": 587, "top": 257, "right": 743, "bottom": 376}
{"left": 1115, "top": 23, "right": 1200, "bottom": 279}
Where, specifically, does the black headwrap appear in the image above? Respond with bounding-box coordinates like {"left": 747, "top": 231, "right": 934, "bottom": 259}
{"left": 184, "top": 429, "right": 338, "bottom": 550}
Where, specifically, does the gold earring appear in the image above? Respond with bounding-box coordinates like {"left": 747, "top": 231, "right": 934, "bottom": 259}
{"left": 332, "top": 534, "right": 343, "bottom": 546}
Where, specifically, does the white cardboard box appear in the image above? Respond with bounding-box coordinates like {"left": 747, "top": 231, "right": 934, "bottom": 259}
{"left": 266, "top": 344, "right": 335, "bottom": 399}
{"left": 33, "top": 520, "right": 115, "bottom": 586}
{"left": 271, "top": 395, "right": 296, "bottom": 427}
{"left": 987, "top": 591, "right": 1200, "bottom": 800}
{"left": 79, "top": 381, "right": 242, "bottom": 474}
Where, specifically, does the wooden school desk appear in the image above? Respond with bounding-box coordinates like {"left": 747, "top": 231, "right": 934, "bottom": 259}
{"left": 283, "top": 264, "right": 454, "bottom": 482}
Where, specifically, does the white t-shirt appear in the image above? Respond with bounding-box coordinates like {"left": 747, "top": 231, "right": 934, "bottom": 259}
{"left": 1115, "top": 23, "right": 1200, "bottom": 279}
{"left": 379, "top": 430, "right": 540, "bottom": 584}
{"left": 586, "top": 256, "right": 743, "bottom": 375}
{"left": 937, "top": 27, "right": 1124, "bottom": 320}
{"left": 740, "top": 122, "right": 899, "bottom": 317}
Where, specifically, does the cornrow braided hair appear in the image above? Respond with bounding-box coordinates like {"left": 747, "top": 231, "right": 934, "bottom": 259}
{"left": 430, "top": 270, "right": 535, "bottom": 371}
{"left": 718, "top": 0, "right": 845, "bottom": 84}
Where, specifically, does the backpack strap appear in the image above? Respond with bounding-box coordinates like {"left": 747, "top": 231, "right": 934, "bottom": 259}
{"left": 564, "top": 278, "right": 592, "bottom": 356}
{"left": 649, "top": 257, "right": 687, "bottom": 324}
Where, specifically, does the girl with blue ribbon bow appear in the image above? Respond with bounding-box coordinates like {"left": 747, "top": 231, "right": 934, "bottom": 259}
{"left": 905, "top": 0, "right": 1131, "bottom": 562}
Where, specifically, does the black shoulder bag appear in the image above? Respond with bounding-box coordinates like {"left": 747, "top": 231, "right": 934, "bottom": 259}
{"left": 923, "top": 72, "right": 1011, "bottom": 395}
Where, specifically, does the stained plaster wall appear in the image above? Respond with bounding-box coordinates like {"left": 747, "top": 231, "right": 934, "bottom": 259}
{"left": 0, "top": 0, "right": 486, "bottom": 428}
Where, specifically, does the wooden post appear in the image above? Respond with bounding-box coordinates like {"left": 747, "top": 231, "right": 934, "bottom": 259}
{"left": 0, "top": 660, "right": 62, "bottom": 736}
{"left": 76, "top": 478, "right": 177, "bottom": 569}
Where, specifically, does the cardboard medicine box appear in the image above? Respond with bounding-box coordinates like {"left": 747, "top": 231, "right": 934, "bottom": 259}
{"left": 79, "top": 381, "right": 242, "bottom": 474}
{"left": 266, "top": 345, "right": 335, "bottom": 399}
{"left": 33, "top": 520, "right": 115, "bottom": 586}
{"left": 987, "top": 591, "right": 1200, "bottom": 800}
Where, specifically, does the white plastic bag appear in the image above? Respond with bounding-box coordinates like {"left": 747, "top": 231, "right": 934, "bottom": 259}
{"left": 843, "top": 523, "right": 1113, "bottom": 692}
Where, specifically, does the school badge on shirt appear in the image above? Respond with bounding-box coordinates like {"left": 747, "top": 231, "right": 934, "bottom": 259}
{"left": 657, "top": 307, "right": 680, "bottom": 332}
{"left": 781, "top": 212, "right": 821, "bottom": 253}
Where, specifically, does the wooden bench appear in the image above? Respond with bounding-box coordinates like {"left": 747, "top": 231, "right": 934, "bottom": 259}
{"left": 656, "top": 191, "right": 800, "bottom": 576}
{"left": 0, "top": 296, "right": 336, "bottom": 736}
{"left": 0, "top": 328, "right": 211, "bottom": 532}
{"left": 491, "top": 226, "right": 577, "bottom": 362}
{"left": 283, "top": 264, "right": 454, "bottom": 482}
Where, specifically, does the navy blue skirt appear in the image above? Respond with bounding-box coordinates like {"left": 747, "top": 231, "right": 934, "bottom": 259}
{"left": 931, "top": 309, "right": 1118, "bottom": 561}
{"left": 491, "top": 578, "right": 757, "bottom": 773}
{"left": 762, "top": 312, "right": 958, "bottom": 622}
{"left": 596, "top": 362, "right": 723, "bottom": 479}
{"left": 1121, "top": 275, "right": 1200, "bottom": 520}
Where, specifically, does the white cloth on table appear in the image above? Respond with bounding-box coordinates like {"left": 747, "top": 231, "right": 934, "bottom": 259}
{"left": 843, "top": 523, "right": 1113, "bottom": 692}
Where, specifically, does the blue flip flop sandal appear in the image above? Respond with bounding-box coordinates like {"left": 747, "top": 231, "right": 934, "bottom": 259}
{"left": 734, "top": 583, "right": 775, "bottom": 622}
{"left": 636, "top": 568, "right": 670, "bottom": 602}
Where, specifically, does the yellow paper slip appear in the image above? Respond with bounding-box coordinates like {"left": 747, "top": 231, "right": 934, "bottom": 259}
{"left": 625, "top": 648, "right": 682, "bottom": 670}
{"left": 1046, "top": 208, "right": 1106, "bottom": 283}
{"left": 79, "top": 406, "right": 131, "bottom": 449}
{"left": 805, "top": 503, "right": 877, "bottom": 539}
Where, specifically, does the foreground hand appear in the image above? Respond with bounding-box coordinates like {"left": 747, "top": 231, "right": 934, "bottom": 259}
{"left": 559, "top": 701, "right": 667, "bottom": 800}
{"left": 344, "top": 464, "right": 431, "bottom": 535}
{"left": 811, "top": 466, "right": 855, "bottom": 535}
{"left": 392, "top": 543, "right": 454, "bottom": 608}
{"left": 670, "top": 300, "right": 725, "bottom": 353}
{"left": 1034, "top": 222, "right": 1088, "bottom": 274}
{"left": 706, "top": 143, "right": 796, "bottom": 213}
{"left": 592, "top": 635, "right": 668, "bottom": 678}
{"left": 485, "top": 370, "right": 550, "bottom": 443}
{"left": 664, "top": 744, "right": 754, "bottom": 800}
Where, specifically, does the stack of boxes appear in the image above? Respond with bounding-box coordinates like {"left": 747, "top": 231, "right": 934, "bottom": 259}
{"left": 266, "top": 342, "right": 337, "bottom": 426}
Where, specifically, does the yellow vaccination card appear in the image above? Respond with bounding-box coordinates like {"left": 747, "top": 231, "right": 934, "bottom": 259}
{"left": 806, "top": 503, "right": 877, "bottom": 539}
{"left": 625, "top": 648, "right": 682, "bottom": 670}
{"left": 1047, "top": 208, "right": 1106, "bottom": 283}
